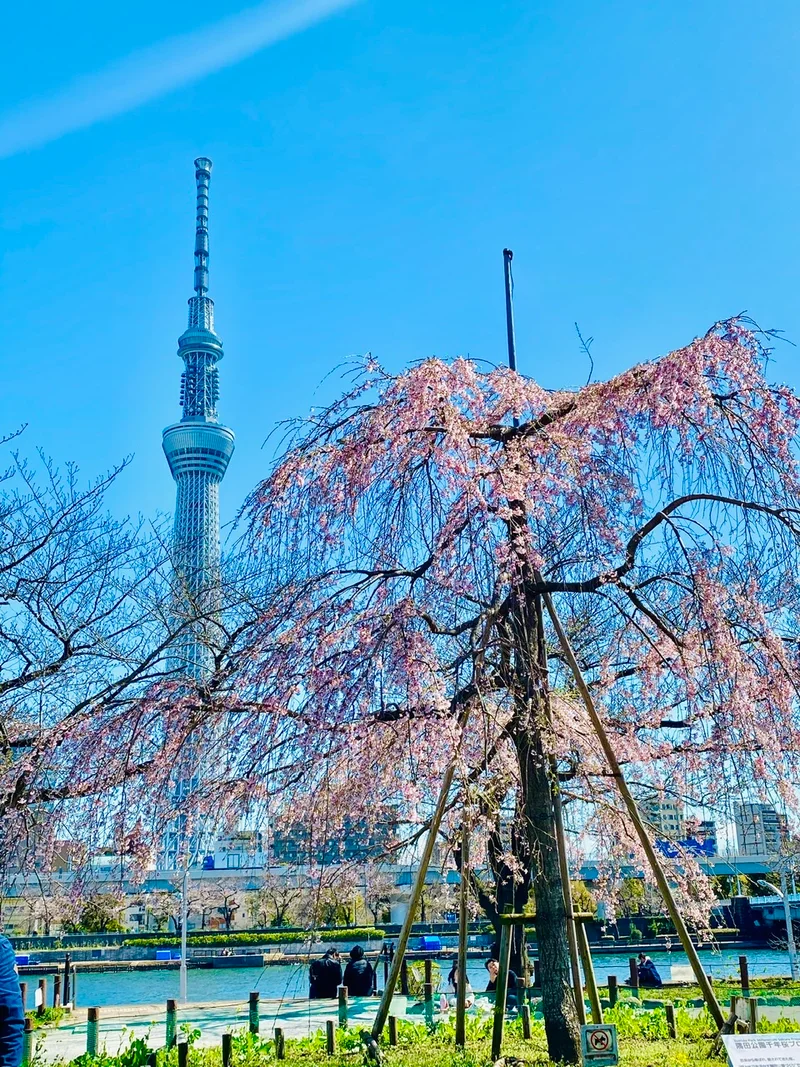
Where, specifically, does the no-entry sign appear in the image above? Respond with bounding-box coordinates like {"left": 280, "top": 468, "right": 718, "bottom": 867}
{"left": 581, "top": 1024, "right": 619, "bottom": 1066}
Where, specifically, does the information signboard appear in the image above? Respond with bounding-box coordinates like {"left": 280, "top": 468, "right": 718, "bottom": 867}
{"left": 581, "top": 1024, "right": 619, "bottom": 1066}
{"left": 723, "top": 1033, "right": 800, "bottom": 1066}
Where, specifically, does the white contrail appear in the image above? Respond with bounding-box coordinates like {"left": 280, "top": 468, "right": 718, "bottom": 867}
{"left": 0, "top": 0, "right": 360, "bottom": 159}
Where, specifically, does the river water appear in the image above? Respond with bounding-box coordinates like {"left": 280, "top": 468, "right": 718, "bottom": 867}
{"left": 31, "top": 946, "right": 795, "bottom": 1010}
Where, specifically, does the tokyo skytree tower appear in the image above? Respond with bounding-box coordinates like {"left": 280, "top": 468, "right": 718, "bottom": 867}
{"left": 163, "top": 158, "right": 235, "bottom": 678}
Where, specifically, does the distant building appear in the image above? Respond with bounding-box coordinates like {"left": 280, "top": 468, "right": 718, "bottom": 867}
{"left": 272, "top": 816, "right": 395, "bottom": 866}
{"left": 735, "top": 803, "right": 785, "bottom": 856}
{"left": 698, "top": 820, "right": 718, "bottom": 855}
{"left": 640, "top": 797, "right": 685, "bottom": 840}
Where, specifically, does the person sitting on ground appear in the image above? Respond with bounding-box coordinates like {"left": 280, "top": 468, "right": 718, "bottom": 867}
{"left": 309, "top": 949, "right": 342, "bottom": 999}
{"left": 485, "top": 958, "right": 519, "bottom": 1007}
{"left": 637, "top": 952, "right": 663, "bottom": 988}
{"left": 446, "top": 964, "right": 474, "bottom": 1008}
{"left": 0, "top": 934, "right": 24, "bottom": 1067}
{"left": 343, "top": 945, "right": 374, "bottom": 996}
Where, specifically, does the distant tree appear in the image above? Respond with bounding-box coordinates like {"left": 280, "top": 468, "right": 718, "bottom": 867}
{"left": 247, "top": 869, "right": 307, "bottom": 928}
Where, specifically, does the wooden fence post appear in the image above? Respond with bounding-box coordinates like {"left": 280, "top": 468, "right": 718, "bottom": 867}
{"left": 739, "top": 956, "right": 750, "bottom": 997}
{"left": 748, "top": 997, "right": 759, "bottom": 1034}
{"left": 400, "top": 959, "right": 409, "bottom": 996}
{"left": 608, "top": 975, "right": 618, "bottom": 1007}
{"left": 326, "top": 1020, "right": 335, "bottom": 1055}
{"left": 423, "top": 981, "right": 434, "bottom": 1029}
{"left": 166, "top": 998, "right": 177, "bottom": 1048}
{"left": 177, "top": 1039, "right": 188, "bottom": 1067}
{"left": 22, "top": 1018, "right": 34, "bottom": 1067}
{"left": 388, "top": 1016, "right": 398, "bottom": 1046}
{"left": 19, "top": 982, "right": 27, "bottom": 1012}
{"left": 53, "top": 974, "right": 61, "bottom": 1009}
{"left": 249, "top": 991, "right": 260, "bottom": 1035}
{"left": 37, "top": 979, "right": 46, "bottom": 1017}
{"left": 86, "top": 1007, "right": 100, "bottom": 1056}
{"left": 221, "top": 1033, "right": 232, "bottom": 1067}
{"left": 275, "top": 1027, "right": 285, "bottom": 1059}
{"left": 63, "top": 954, "right": 72, "bottom": 1007}
{"left": 628, "top": 957, "right": 639, "bottom": 993}
{"left": 338, "top": 985, "right": 349, "bottom": 1028}
{"left": 665, "top": 1002, "right": 677, "bottom": 1039}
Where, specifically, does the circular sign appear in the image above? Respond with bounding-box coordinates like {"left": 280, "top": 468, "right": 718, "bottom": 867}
{"left": 589, "top": 1030, "right": 611, "bottom": 1051}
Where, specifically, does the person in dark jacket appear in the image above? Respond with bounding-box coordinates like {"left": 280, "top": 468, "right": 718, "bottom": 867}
{"left": 485, "top": 958, "right": 518, "bottom": 1007}
{"left": 0, "top": 935, "right": 24, "bottom": 1067}
{"left": 309, "top": 949, "right": 342, "bottom": 999}
{"left": 342, "top": 945, "right": 374, "bottom": 996}
{"left": 637, "top": 953, "right": 663, "bottom": 988}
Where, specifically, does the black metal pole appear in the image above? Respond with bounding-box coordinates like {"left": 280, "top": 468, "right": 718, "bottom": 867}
{"left": 503, "top": 249, "right": 517, "bottom": 373}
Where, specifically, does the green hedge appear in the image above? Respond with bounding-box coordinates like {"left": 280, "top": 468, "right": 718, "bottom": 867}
{"left": 122, "top": 927, "right": 384, "bottom": 948}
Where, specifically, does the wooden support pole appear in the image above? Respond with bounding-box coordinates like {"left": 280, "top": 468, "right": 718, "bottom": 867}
{"left": 86, "top": 1007, "right": 100, "bottom": 1057}
{"left": 37, "top": 979, "right": 46, "bottom": 1017}
{"left": 550, "top": 754, "right": 586, "bottom": 1027}
{"left": 338, "top": 985, "right": 349, "bottom": 1028}
{"left": 576, "top": 922, "right": 602, "bottom": 1023}
{"left": 370, "top": 683, "right": 478, "bottom": 1040}
{"left": 275, "top": 1027, "right": 285, "bottom": 1059}
{"left": 455, "top": 819, "right": 470, "bottom": 1049}
{"left": 665, "top": 1002, "right": 676, "bottom": 1039}
{"left": 166, "top": 999, "right": 177, "bottom": 1048}
{"left": 249, "top": 991, "right": 260, "bottom": 1035}
{"left": 542, "top": 585, "right": 726, "bottom": 1029}
{"left": 326, "top": 1020, "right": 335, "bottom": 1055}
{"left": 222, "top": 1033, "right": 232, "bottom": 1067}
{"left": 739, "top": 955, "right": 750, "bottom": 997}
{"left": 400, "top": 958, "right": 409, "bottom": 996}
{"left": 490, "top": 910, "right": 513, "bottom": 1061}
{"left": 22, "top": 1018, "right": 34, "bottom": 1067}
{"left": 608, "top": 975, "right": 618, "bottom": 1007}
{"left": 388, "top": 1015, "right": 398, "bottom": 1046}
{"left": 748, "top": 997, "right": 759, "bottom": 1035}
{"left": 628, "top": 957, "right": 639, "bottom": 993}
{"left": 178, "top": 1039, "right": 188, "bottom": 1067}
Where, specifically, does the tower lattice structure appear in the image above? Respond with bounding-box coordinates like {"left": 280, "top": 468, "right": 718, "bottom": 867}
{"left": 163, "top": 158, "right": 235, "bottom": 680}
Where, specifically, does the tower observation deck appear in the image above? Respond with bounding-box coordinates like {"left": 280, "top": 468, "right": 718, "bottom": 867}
{"left": 163, "top": 158, "right": 234, "bottom": 678}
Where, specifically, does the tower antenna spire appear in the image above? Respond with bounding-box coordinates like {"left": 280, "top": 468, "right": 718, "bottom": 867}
{"left": 193, "top": 157, "right": 212, "bottom": 295}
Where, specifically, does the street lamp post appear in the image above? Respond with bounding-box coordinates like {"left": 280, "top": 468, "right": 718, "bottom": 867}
{"left": 757, "top": 877, "right": 799, "bottom": 981}
{"left": 180, "top": 863, "right": 189, "bottom": 1002}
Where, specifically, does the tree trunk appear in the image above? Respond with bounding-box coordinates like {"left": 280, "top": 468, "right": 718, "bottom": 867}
{"left": 515, "top": 724, "right": 581, "bottom": 1063}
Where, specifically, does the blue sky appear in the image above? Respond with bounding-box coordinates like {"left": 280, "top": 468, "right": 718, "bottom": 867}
{"left": 1, "top": 0, "right": 799, "bottom": 530}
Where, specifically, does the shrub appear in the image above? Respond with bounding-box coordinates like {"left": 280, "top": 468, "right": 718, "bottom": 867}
{"left": 122, "top": 927, "right": 383, "bottom": 948}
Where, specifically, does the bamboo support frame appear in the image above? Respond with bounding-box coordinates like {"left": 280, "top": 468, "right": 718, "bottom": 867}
{"left": 540, "top": 585, "right": 725, "bottom": 1029}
